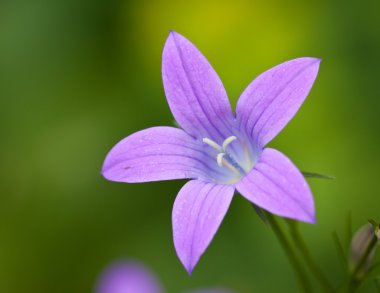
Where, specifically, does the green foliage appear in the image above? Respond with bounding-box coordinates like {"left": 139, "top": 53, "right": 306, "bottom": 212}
{"left": 1, "top": 0, "right": 380, "bottom": 292}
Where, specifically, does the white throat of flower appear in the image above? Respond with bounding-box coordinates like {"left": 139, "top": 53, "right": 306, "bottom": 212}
{"left": 202, "top": 136, "right": 247, "bottom": 176}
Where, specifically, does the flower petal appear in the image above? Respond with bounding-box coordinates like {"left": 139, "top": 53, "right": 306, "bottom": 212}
{"left": 236, "top": 148, "right": 315, "bottom": 223}
{"left": 162, "top": 31, "right": 235, "bottom": 143}
{"left": 172, "top": 180, "right": 235, "bottom": 274}
{"left": 102, "top": 126, "right": 221, "bottom": 183}
{"left": 236, "top": 58, "right": 321, "bottom": 147}
{"left": 96, "top": 260, "right": 163, "bottom": 293}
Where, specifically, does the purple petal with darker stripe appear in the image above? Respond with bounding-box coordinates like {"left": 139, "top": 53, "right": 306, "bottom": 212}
{"left": 172, "top": 180, "right": 235, "bottom": 274}
{"left": 236, "top": 58, "right": 321, "bottom": 147}
{"left": 102, "top": 126, "right": 230, "bottom": 183}
{"left": 236, "top": 148, "right": 315, "bottom": 223}
{"left": 162, "top": 31, "right": 235, "bottom": 144}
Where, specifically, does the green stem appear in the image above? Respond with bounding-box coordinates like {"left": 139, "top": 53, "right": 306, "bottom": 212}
{"left": 265, "top": 212, "right": 312, "bottom": 293}
{"left": 332, "top": 231, "right": 348, "bottom": 269}
{"left": 347, "top": 212, "right": 352, "bottom": 247}
{"left": 287, "top": 221, "right": 334, "bottom": 292}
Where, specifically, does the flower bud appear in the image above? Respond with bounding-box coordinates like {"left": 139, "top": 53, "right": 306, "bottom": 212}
{"left": 349, "top": 223, "right": 379, "bottom": 276}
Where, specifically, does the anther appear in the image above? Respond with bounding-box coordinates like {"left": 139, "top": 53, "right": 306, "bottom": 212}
{"left": 202, "top": 135, "right": 247, "bottom": 176}
{"left": 222, "top": 136, "right": 237, "bottom": 151}
{"left": 203, "top": 136, "right": 239, "bottom": 168}
{"left": 202, "top": 137, "right": 223, "bottom": 152}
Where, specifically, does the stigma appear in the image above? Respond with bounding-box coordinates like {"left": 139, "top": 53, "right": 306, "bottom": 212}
{"left": 202, "top": 136, "right": 247, "bottom": 175}
{"left": 202, "top": 136, "right": 237, "bottom": 154}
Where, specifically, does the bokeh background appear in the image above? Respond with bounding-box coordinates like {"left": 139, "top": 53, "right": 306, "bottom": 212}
{"left": 1, "top": 0, "right": 380, "bottom": 292}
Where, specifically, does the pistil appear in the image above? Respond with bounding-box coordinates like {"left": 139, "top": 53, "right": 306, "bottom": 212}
{"left": 202, "top": 136, "right": 247, "bottom": 176}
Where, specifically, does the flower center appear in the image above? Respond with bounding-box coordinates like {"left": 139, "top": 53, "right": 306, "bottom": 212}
{"left": 202, "top": 136, "right": 248, "bottom": 177}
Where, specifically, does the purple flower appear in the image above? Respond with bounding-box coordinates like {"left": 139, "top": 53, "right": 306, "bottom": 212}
{"left": 96, "top": 261, "right": 163, "bottom": 293}
{"left": 96, "top": 260, "right": 232, "bottom": 293}
{"left": 102, "top": 31, "right": 321, "bottom": 274}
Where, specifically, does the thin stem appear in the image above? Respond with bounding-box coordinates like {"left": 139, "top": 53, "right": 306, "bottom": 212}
{"left": 287, "top": 221, "right": 334, "bottom": 292}
{"left": 265, "top": 211, "right": 312, "bottom": 293}
{"left": 357, "top": 262, "right": 380, "bottom": 287}
{"left": 347, "top": 211, "right": 352, "bottom": 247}
{"left": 332, "top": 231, "right": 348, "bottom": 269}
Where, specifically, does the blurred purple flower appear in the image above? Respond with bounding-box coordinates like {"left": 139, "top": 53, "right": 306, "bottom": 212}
{"left": 102, "top": 31, "right": 320, "bottom": 274}
{"left": 96, "top": 260, "right": 232, "bottom": 293}
{"left": 96, "top": 261, "right": 163, "bottom": 293}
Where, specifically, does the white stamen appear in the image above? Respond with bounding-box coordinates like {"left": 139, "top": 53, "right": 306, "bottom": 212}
{"left": 222, "top": 136, "right": 237, "bottom": 151}
{"left": 216, "top": 153, "right": 225, "bottom": 167}
{"left": 203, "top": 136, "right": 244, "bottom": 174}
{"left": 202, "top": 137, "right": 223, "bottom": 152}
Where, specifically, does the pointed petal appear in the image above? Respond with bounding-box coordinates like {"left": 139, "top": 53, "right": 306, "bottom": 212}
{"left": 236, "top": 148, "right": 315, "bottom": 223}
{"left": 172, "top": 180, "right": 235, "bottom": 274}
{"left": 162, "top": 31, "right": 234, "bottom": 143}
{"left": 236, "top": 58, "right": 321, "bottom": 146}
{"left": 96, "top": 261, "right": 163, "bottom": 293}
{"left": 102, "top": 127, "right": 222, "bottom": 183}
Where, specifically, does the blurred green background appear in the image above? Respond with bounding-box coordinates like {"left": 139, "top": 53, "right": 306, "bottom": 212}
{"left": 1, "top": 0, "right": 379, "bottom": 292}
